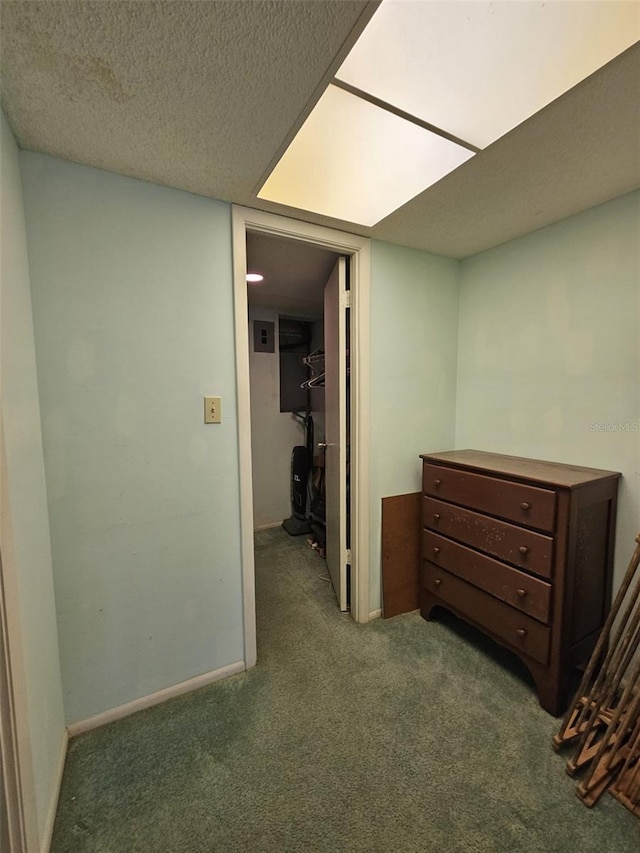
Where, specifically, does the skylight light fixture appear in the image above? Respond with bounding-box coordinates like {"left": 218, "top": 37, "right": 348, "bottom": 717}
{"left": 258, "top": 84, "right": 474, "bottom": 227}
{"left": 257, "top": 0, "right": 639, "bottom": 227}
{"left": 336, "top": 0, "right": 640, "bottom": 150}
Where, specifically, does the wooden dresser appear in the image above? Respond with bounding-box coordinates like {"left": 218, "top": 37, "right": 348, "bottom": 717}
{"left": 420, "top": 450, "right": 620, "bottom": 715}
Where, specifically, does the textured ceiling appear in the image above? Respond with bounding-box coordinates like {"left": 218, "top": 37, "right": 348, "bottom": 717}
{"left": 1, "top": 1, "right": 639, "bottom": 259}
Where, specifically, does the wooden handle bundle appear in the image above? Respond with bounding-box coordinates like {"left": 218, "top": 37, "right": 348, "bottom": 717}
{"left": 553, "top": 533, "right": 640, "bottom": 815}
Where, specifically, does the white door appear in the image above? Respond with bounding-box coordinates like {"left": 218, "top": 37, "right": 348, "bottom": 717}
{"left": 323, "top": 257, "right": 349, "bottom": 611}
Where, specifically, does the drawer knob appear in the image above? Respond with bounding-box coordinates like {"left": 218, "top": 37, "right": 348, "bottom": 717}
{"left": 433, "top": 546, "right": 441, "bottom": 555}
{"left": 516, "top": 588, "right": 528, "bottom": 599}
{"left": 520, "top": 501, "right": 531, "bottom": 511}
{"left": 434, "top": 479, "right": 442, "bottom": 487}
{"left": 519, "top": 546, "right": 529, "bottom": 556}
{"left": 516, "top": 628, "right": 527, "bottom": 639}
{"left": 434, "top": 578, "right": 442, "bottom": 587}
{"left": 433, "top": 513, "right": 441, "bottom": 522}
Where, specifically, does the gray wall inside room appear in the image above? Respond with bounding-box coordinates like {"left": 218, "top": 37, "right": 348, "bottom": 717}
{"left": 248, "top": 308, "right": 312, "bottom": 528}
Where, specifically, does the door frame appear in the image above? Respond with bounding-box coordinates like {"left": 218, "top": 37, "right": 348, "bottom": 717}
{"left": 232, "top": 205, "right": 371, "bottom": 667}
{"left": 0, "top": 551, "right": 30, "bottom": 853}
{"left": 0, "top": 421, "right": 38, "bottom": 853}
{"left": 323, "top": 257, "right": 348, "bottom": 611}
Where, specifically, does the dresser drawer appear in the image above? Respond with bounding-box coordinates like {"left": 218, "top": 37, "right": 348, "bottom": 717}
{"left": 423, "top": 562, "right": 551, "bottom": 665}
{"left": 423, "top": 496, "right": 554, "bottom": 578}
{"left": 423, "top": 462, "right": 557, "bottom": 532}
{"left": 423, "top": 531, "right": 551, "bottom": 623}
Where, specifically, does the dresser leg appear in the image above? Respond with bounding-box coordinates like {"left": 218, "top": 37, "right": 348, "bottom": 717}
{"left": 529, "top": 665, "right": 566, "bottom": 717}
{"left": 419, "top": 590, "right": 441, "bottom": 622}
{"left": 420, "top": 586, "right": 569, "bottom": 715}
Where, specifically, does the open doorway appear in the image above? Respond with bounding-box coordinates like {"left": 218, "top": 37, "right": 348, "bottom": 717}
{"left": 231, "top": 207, "right": 371, "bottom": 669}
{"left": 245, "top": 231, "right": 337, "bottom": 529}
{"left": 246, "top": 233, "right": 342, "bottom": 613}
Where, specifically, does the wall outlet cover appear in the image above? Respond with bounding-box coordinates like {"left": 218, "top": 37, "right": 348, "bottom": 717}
{"left": 253, "top": 320, "right": 275, "bottom": 353}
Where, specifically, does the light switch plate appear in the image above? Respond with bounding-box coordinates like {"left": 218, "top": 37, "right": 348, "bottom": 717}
{"left": 204, "top": 396, "right": 222, "bottom": 424}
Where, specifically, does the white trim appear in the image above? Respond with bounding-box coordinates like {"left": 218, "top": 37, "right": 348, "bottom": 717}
{"left": 0, "top": 420, "right": 39, "bottom": 853}
{"left": 66, "top": 661, "right": 245, "bottom": 738}
{"left": 253, "top": 521, "right": 283, "bottom": 532}
{"left": 368, "top": 609, "right": 382, "bottom": 621}
{"left": 232, "top": 210, "right": 258, "bottom": 669}
{"left": 40, "top": 730, "right": 67, "bottom": 853}
{"left": 350, "top": 236, "right": 371, "bottom": 624}
{"left": 231, "top": 205, "right": 371, "bottom": 638}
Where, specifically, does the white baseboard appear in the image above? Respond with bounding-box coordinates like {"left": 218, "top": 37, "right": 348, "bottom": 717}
{"left": 254, "top": 521, "right": 283, "bottom": 531}
{"left": 66, "top": 660, "right": 246, "bottom": 739}
{"left": 41, "top": 728, "right": 68, "bottom": 853}
{"left": 369, "top": 609, "right": 382, "bottom": 621}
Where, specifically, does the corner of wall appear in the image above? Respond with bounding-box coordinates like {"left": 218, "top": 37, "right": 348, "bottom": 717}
{"left": 451, "top": 255, "right": 464, "bottom": 450}
{"left": 1, "top": 109, "right": 67, "bottom": 850}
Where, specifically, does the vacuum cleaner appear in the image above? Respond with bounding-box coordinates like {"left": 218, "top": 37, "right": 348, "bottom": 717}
{"left": 282, "top": 408, "right": 314, "bottom": 536}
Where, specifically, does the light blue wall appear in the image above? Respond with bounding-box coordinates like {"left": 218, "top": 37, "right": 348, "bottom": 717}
{"left": 370, "top": 241, "right": 460, "bottom": 611}
{"left": 18, "top": 145, "right": 637, "bottom": 730}
{"left": 21, "top": 153, "right": 244, "bottom": 724}
{"left": 1, "top": 114, "right": 65, "bottom": 844}
{"left": 456, "top": 191, "right": 640, "bottom": 592}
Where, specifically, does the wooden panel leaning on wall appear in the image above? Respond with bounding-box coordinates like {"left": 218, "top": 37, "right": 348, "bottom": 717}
{"left": 381, "top": 493, "right": 421, "bottom": 618}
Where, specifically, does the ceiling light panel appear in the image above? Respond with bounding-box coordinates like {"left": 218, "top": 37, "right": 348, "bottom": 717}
{"left": 336, "top": 1, "right": 640, "bottom": 149}
{"left": 258, "top": 84, "right": 474, "bottom": 226}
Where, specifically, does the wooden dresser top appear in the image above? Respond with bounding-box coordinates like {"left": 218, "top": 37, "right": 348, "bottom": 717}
{"left": 420, "top": 449, "right": 621, "bottom": 489}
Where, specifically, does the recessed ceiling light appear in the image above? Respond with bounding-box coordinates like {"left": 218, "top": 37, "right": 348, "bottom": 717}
{"left": 246, "top": 273, "right": 264, "bottom": 283}
{"left": 258, "top": 84, "right": 474, "bottom": 227}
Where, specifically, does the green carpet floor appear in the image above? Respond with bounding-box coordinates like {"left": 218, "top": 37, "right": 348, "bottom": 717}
{"left": 51, "top": 527, "right": 639, "bottom": 852}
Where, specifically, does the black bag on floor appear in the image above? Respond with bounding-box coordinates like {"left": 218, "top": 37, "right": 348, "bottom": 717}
{"left": 282, "top": 445, "right": 312, "bottom": 535}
